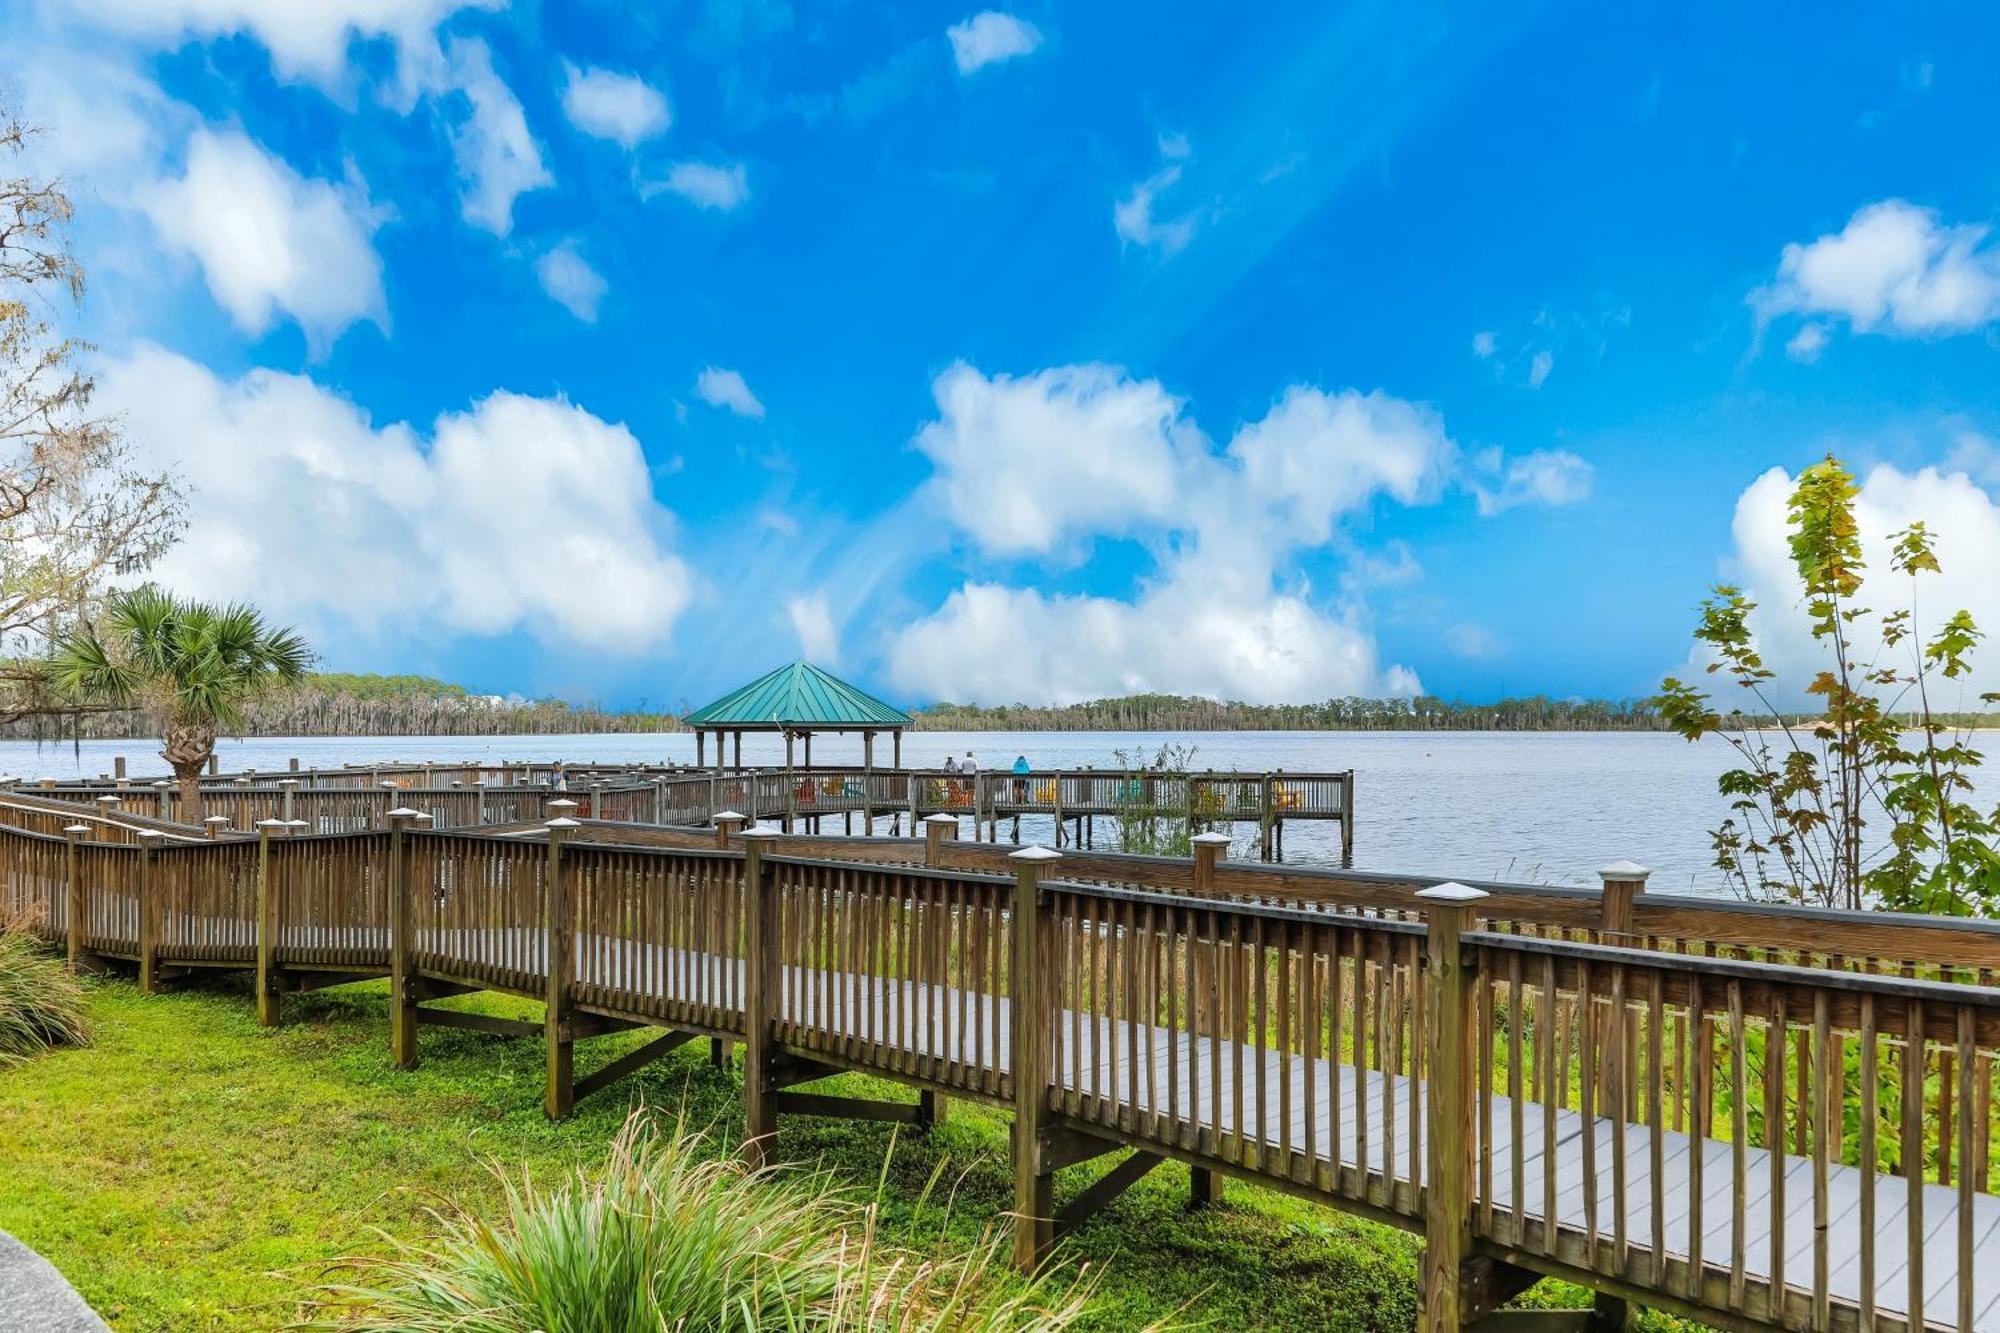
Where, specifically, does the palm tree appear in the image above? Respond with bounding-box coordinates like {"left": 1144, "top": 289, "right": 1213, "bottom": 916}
{"left": 50, "top": 588, "right": 311, "bottom": 817}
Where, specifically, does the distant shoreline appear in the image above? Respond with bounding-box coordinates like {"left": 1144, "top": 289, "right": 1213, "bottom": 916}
{"left": 2, "top": 674, "right": 1992, "bottom": 741}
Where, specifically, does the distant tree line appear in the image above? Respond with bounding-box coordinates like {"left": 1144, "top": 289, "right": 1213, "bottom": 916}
{"left": 908, "top": 693, "right": 1675, "bottom": 732}
{"left": 0, "top": 673, "right": 678, "bottom": 739}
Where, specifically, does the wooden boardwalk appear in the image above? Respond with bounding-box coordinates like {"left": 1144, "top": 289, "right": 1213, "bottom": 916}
{"left": 11, "top": 809, "right": 2000, "bottom": 1331}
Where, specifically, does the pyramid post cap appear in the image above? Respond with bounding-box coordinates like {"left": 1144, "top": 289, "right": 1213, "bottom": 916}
{"left": 1416, "top": 881, "right": 1490, "bottom": 904}
{"left": 136, "top": 829, "right": 165, "bottom": 840}
{"left": 545, "top": 816, "right": 581, "bottom": 829}
{"left": 712, "top": 810, "right": 747, "bottom": 822}
{"left": 94, "top": 794, "right": 121, "bottom": 804}
{"left": 202, "top": 815, "right": 232, "bottom": 824}
{"left": 548, "top": 798, "right": 580, "bottom": 811}
{"left": 254, "top": 818, "right": 286, "bottom": 829}
{"left": 738, "top": 823, "right": 783, "bottom": 838}
{"left": 278, "top": 778, "right": 301, "bottom": 787}
{"left": 62, "top": 824, "right": 90, "bottom": 834}
{"left": 923, "top": 812, "right": 961, "bottom": 825}
{"left": 152, "top": 779, "right": 173, "bottom": 788}
{"left": 286, "top": 819, "right": 310, "bottom": 828}
{"left": 1597, "top": 859, "right": 1652, "bottom": 881}
{"left": 1190, "top": 831, "right": 1233, "bottom": 846}
{"left": 385, "top": 806, "right": 424, "bottom": 819}
{"left": 1010, "top": 844, "right": 1062, "bottom": 863}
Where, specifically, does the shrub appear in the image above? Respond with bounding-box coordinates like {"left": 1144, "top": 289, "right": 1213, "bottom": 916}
{"left": 0, "top": 915, "right": 89, "bottom": 1064}
{"left": 298, "top": 1112, "right": 1116, "bottom": 1332}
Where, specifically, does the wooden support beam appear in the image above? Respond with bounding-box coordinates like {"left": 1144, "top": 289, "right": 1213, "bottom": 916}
{"left": 569, "top": 1012, "right": 647, "bottom": 1039}
{"left": 1461, "top": 1255, "right": 1547, "bottom": 1324}
{"left": 773, "top": 1091, "right": 924, "bottom": 1122}
{"left": 1054, "top": 1151, "right": 1163, "bottom": 1239}
{"left": 1039, "top": 1124, "right": 1124, "bottom": 1173}
{"left": 1469, "top": 1313, "right": 1593, "bottom": 1332}
{"left": 417, "top": 1008, "right": 541, "bottom": 1037}
{"left": 573, "top": 1029, "right": 698, "bottom": 1102}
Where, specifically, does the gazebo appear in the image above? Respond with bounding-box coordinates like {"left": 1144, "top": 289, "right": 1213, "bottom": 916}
{"left": 682, "top": 662, "right": 912, "bottom": 773}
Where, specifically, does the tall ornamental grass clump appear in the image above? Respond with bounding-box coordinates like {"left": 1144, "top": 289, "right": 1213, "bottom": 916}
{"left": 299, "top": 1113, "right": 1114, "bottom": 1333}
{"left": 0, "top": 914, "right": 89, "bottom": 1064}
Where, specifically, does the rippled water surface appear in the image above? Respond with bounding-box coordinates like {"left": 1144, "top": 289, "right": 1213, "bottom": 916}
{"left": 0, "top": 729, "right": 1757, "bottom": 892}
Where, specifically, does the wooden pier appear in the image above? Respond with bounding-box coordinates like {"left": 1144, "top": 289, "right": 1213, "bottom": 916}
{"left": 6, "top": 793, "right": 2000, "bottom": 1330}
{"left": 13, "top": 761, "right": 1355, "bottom": 863}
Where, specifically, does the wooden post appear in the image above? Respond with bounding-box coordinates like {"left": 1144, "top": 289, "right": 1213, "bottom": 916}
{"left": 783, "top": 733, "right": 797, "bottom": 834}
{"left": 740, "top": 825, "right": 782, "bottom": 1168}
{"left": 135, "top": 829, "right": 164, "bottom": 993}
{"left": 1340, "top": 770, "right": 1356, "bottom": 866}
{"left": 1188, "top": 828, "right": 1230, "bottom": 1205}
{"left": 62, "top": 824, "right": 87, "bottom": 970}
{"left": 202, "top": 815, "right": 229, "bottom": 839}
{"left": 1596, "top": 858, "right": 1648, "bottom": 944}
{"left": 714, "top": 810, "right": 746, "bottom": 848}
{"left": 113, "top": 755, "right": 126, "bottom": 780}
{"left": 1010, "top": 844, "right": 1061, "bottom": 1271}
{"left": 1258, "top": 773, "right": 1274, "bottom": 861}
{"left": 387, "top": 808, "right": 422, "bottom": 1069}
{"left": 544, "top": 813, "right": 579, "bottom": 1119}
{"left": 923, "top": 811, "right": 959, "bottom": 866}
{"left": 255, "top": 819, "right": 285, "bottom": 1026}
{"left": 1595, "top": 860, "right": 1650, "bottom": 1123}
{"left": 279, "top": 778, "right": 299, "bottom": 824}
{"left": 1418, "top": 881, "right": 1488, "bottom": 1331}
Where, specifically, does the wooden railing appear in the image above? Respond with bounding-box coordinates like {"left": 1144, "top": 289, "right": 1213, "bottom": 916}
{"left": 12, "top": 813, "right": 2000, "bottom": 1330}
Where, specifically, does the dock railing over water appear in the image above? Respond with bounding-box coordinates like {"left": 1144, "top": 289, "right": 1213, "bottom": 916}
{"left": 10, "top": 810, "right": 2000, "bottom": 1329}
{"left": 17, "top": 762, "right": 1355, "bottom": 863}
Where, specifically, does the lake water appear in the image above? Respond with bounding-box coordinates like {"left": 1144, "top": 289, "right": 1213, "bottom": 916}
{"left": 0, "top": 730, "right": 1751, "bottom": 893}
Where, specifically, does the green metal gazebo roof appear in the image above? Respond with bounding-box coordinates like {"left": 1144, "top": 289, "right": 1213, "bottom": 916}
{"left": 682, "top": 662, "right": 912, "bottom": 731}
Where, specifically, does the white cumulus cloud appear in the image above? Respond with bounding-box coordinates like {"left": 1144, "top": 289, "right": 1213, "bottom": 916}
{"left": 946, "top": 12, "right": 1043, "bottom": 75}
{"left": 443, "top": 37, "right": 551, "bottom": 235}
{"left": 1755, "top": 199, "right": 2000, "bottom": 342}
{"left": 649, "top": 161, "right": 750, "bottom": 210}
{"left": 560, "top": 62, "right": 671, "bottom": 148}
{"left": 696, "top": 366, "right": 765, "bottom": 418}
{"left": 889, "top": 365, "right": 1475, "bottom": 705}
{"left": 1114, "top": 164, "right": 1197, "bottom": 255}
{"left": 787, "top": 592, "right": 840, "bottom": 664}
{"left": 535, "top": 241, "right": 607, "bottom": 322}
{"left": 142, "top": 129, "right": 386, "bottom": 345}
{"left": 96, "top": 345, "right": 692, "bottom": 654}
{"left": 914, "top": 362, "right": 1194, "bottom": 557}
{"left": 62, "top": 0, "right": 496, "bottom": 91}
{"left": 1695, "top": 459, "right": 2000, "bottom": 705}
{"left": 1470, "top": 447, "right": 1594, "bottom": 516}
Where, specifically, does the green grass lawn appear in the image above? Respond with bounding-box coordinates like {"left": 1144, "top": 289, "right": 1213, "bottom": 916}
{"left": 0, "top": 971, "right": 1701, "bottom": 1331}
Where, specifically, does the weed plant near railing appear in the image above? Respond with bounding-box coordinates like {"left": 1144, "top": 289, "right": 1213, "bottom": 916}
{"left": 0, "top": 911, "right": 88, "bottom": 1064}
{"left": 297, "top": 1111, "right": 1135, "bottom": 1333}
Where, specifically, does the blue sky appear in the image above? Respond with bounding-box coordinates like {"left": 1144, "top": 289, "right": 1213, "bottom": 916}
{"left": 10, "top": 1, "right": 2000, "bottom": 712}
